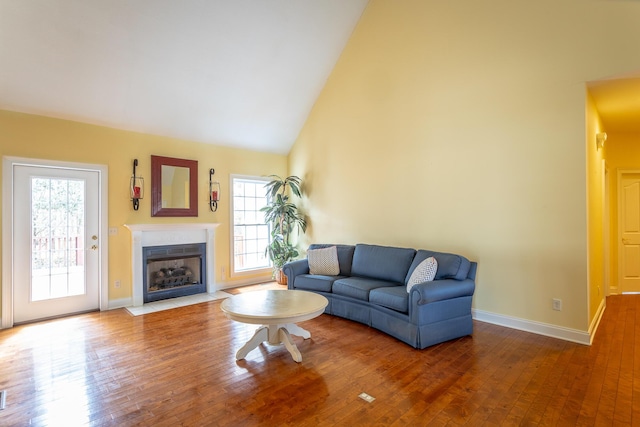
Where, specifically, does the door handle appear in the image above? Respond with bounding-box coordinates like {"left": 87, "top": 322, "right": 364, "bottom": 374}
{"left": 623, "top": 238, "right": 631, "bottom": 244}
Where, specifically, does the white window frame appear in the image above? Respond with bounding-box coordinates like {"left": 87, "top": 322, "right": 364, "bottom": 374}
{"left": 229, "top": 175, "right": 272, "bottom": 277}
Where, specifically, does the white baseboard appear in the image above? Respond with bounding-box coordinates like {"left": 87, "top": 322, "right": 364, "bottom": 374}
{"left": 108, "top": 297, "right": 133, "bottom": 310}
{"left": 472, "top": 308, "right": 592, "bottom": 345}
{"left": 588, "top": 298, "right": 606, "bottom": 345}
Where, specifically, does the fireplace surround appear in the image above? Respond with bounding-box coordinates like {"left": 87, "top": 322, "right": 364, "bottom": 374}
{"left": 125, "top": 223, "right": 219, "bottom": 306}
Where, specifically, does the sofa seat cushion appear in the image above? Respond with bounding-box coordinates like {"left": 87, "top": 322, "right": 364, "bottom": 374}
{"left": 294, "top": 274, "right": 345, "bottom": 293}
{"left": 333, "top": 277, "right": 399, "bottom": 301}
{"left": 370, "top": 286, "right": 409, "bottom": 313}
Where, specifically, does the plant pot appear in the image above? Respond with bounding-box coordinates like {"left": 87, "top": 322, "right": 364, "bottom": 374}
{"left": 275, "top": 268, "right": 288, "bottom": 285}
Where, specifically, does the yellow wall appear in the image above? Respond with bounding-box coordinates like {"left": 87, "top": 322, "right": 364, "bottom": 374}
{"left": 604, "top": 131, "right": 640, "bottom": 294}
{"left": 290, "top": 0, "right": 640, "bottom": 332}
{"left": 0, "top": 110, "right": 286, "bottom": 309}
{"left": 586, "top": 93, "right": 606, "bottom": 326}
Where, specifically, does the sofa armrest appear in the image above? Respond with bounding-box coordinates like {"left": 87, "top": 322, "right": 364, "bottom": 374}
{"left": 410, "top": 279, "right": 475, "bottom": 305}
{"left": 282, "top": 259, "right": 310, "bottom": 290}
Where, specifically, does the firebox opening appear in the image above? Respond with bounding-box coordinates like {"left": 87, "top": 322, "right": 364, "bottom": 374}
{"left": 143, "top": 243, "right": 206, "bottom": 303}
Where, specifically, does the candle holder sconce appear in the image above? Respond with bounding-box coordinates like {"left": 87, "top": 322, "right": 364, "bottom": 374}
{"left": 209, "top": 168, "right": 220, "bottom": 212}
{"left": 130, "top": 159, "right": 144, "bottom": 211}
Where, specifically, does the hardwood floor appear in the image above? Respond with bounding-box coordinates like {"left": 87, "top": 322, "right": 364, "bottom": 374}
{"left": 1, "top": 292, "right": 639, "bottom": 426}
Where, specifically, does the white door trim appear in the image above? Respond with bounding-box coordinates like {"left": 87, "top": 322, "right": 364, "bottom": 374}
{"left": 2, "top": 156, "right": 109, "bottom": 328}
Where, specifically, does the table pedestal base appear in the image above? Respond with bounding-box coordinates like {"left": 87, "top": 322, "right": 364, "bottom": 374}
{"left": 236, "top": 323, "right": 311, "bottom": 362}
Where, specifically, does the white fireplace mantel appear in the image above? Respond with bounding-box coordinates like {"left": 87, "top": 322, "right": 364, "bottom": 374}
{"left": 125, "top": 223, "right": 220, "bottom": 306}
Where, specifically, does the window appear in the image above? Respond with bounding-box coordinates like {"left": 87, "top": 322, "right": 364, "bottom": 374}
{"left": 231, "top": 176, "right": 271, "bottom": 274}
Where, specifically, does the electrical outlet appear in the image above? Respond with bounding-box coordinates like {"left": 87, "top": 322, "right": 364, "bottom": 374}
{"left": 108, "top": 227, "right": 118, "bottom": 236}
{"left": 359, "top": 392, "right": 375, "bottom": 403}
{"left": 221, "top": 266, "right": 226, "bottom": 279}
{"left": 552, "top": 298, "right": 562, "bottom": 311}
{"left": 114, "top": 280, "right": 121, "bottom": 288}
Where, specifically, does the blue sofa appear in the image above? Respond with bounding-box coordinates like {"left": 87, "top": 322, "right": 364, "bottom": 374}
{"left": 282, "top": 243, "right": 477, "bottom": 349}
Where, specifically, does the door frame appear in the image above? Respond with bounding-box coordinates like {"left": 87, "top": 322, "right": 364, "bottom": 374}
{"left": 2, "top": 156, "right": 109, "bottom": 328}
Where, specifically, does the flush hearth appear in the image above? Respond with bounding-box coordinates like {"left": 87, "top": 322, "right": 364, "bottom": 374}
{"left": 143, "top": 243, "right": 206, "bottom": 303}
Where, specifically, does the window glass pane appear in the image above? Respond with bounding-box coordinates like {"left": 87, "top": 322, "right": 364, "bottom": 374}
{"left": 255, "top": 196, "right": 267, "bottom": 210}
{"left": 245, "top": 211, "right": 256, "bottom": 225}
{"left": 243, "top": 253, "right": 258, "bottom": 269}
{"left": 246, "top": 240, "right": 257, "bottom": 254}
{"left": 246, "top": 225, "right": 257, "bottom": 240}
{"left": 234, "top": 182, "right": 245, "bottom": 196}
{"left": 31, "top": 177, "right": 85, "bottom": 301}
{"left": 234, "top": 197, "right": 244, "bottom": 210}
{"left": 258, "top": 226, "right": 269, "bottom": 239}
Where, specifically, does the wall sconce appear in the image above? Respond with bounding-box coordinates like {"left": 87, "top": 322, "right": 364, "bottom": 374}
{"left": 130, "top": 159, "right": 144, "bottom": 211}
{"left": 596, "top": 132, "right": 607, "bottom": 150}
{"left": 209, "top": 168, "right": 220, "bottom": 212}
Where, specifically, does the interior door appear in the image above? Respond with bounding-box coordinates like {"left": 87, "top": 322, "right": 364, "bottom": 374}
{"left": 13, "top": 165, "right": 101, "bottom": 323}
{"left": 619, "top": 173, "right": 640, "bottom": 293}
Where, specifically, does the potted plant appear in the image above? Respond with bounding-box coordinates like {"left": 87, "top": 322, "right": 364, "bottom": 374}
{"left": 261, "top": 175, "right": 307, "bottom": 284}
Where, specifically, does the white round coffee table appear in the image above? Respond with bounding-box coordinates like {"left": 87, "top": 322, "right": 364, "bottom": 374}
{"left": 220, "top": 289, "right": 328, "bottom": 363}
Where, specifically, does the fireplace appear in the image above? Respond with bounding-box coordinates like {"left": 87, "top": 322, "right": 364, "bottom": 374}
{"left": 143, "top": 243, "right": 206, "bottom": 303}
{"left": 125, "top": 223, "right": 219, "bottom": 306}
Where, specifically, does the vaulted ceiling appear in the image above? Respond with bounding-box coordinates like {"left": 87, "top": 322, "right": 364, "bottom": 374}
{"left": 2, "top": 1, "right": 638, "bottom": 154}
{"left": 0, "top": 1, "right": 368, "bottom": 154}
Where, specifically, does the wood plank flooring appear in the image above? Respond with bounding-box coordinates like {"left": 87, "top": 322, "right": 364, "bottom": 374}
{"left": 1, "top": 291, "right": 639, "bottom": 426}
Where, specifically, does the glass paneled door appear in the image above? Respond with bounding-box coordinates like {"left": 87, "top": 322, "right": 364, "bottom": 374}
{"left": 13, "top": 165, "right": 100, "bottom": 324}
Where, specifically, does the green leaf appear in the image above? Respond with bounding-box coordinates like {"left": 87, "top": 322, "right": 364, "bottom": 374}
{"left": 261, "top": 174, "right": 307, "bottom": 268}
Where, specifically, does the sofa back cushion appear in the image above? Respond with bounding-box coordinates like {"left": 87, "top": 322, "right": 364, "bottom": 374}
{"left": 308, "top": 244, "right": 355, "bottom": 276}
{"left": 351, "top": 244, "right": 416, "bottom": 284}
{"left": 406, "top": 249, "right": 471, "bottom": 283}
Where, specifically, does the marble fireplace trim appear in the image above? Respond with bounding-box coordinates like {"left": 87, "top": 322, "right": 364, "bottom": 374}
{"left": 124, "top": 223, "right": 220, "bottom": 306}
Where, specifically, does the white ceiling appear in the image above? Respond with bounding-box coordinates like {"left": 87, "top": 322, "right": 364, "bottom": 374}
{"left": 0, "top": 0, "right": 368, "bottom": 154}
{"left": 3, "top": 1, "right": 638, "bottom": 152}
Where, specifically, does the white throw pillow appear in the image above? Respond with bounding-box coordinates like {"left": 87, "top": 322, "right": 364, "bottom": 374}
{"left": 407, "top": 257, "right": 438, "bottom": 292}
{"left": 308, "top": 246, "right": 340, "bottom": 276}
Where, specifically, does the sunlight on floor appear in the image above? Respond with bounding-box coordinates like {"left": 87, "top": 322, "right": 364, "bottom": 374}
{"left": 9, "top": 317, "right": 94, "bottom": 426}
